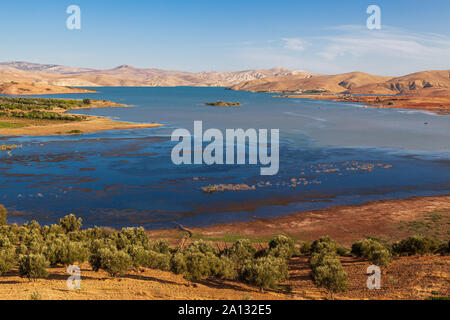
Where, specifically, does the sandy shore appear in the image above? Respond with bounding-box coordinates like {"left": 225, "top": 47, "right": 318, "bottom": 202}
{"left": 0, "top": 82, "right": 96, "bottom": 95}
{"left": 276, "top": 94, "right": 450, "bottom": 115}
{"left": 148, "top": 194, "right": 450, "bottom": 246}
{"left": 0, "top": 98, "right": 163, "bottom": 136}
{"left": 0, "top": 116, "right": 162, "bottom": 136}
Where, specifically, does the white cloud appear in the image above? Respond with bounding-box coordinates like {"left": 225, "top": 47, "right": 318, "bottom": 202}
{"left": 317, "top": 26, "right": 450, "bottom": 62}
{"left": 282, "top": 38, "right": 307, "bottom": 51}
{"left": 232, "top": 25, "right": 450, "bottom": 75}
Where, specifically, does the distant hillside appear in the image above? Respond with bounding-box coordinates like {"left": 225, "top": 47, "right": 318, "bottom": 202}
{"left": 229, "top": 70, "right": 450, "bottom": 96}
{"left": 229, "top": 72, "right": 388, "bottom": 93}
{"left": 0, "top": 81, "right": 95, "bottom": 95}
{"left": 0, "top": 61, "right": 310, "bottom": 88}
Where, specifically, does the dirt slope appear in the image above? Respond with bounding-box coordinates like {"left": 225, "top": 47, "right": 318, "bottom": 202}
{"left": 0, "top": 61, "right": 307, "bottom": 88}
{"left": 230, "top": 69, "right": 450, "bottom": 96}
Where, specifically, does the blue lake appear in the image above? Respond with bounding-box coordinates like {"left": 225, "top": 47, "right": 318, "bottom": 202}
{"left": 1, "top": 87, "right": 449, "bottom": 228}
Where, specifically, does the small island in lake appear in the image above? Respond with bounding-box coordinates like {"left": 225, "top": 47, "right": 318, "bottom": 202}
{"left": 204, "top": 101, "right": 242, "bottom": 107}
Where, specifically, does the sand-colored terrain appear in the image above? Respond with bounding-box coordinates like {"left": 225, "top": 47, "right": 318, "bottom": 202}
{"left": 278, "top": 93, "right": 450, "bottom": 115}
{"left": 0, "top": 195, "right": 448, "bottom": 300}
{"left": 0, "top": 98, "right": 162, "bottom": 136}
{"left": 229, "top": 72, "right": 389, "bottom": 94}
{"left": 229, "top": 69, "right": 450, "bottom": 114}
{"left": 0, "top": 116, "right": 162, "bottom": 136}
{"left": 0, "top": 62, "right": 311, "bottom": 88}
{"left": 0, "top": 82, "right": 95, "bottom": 95}
{"left": 229, "top": 70, "right": 450, "bottom": 95}
{"left": 0, "top": 255, "right": 447, "bottom": 300}
{"left": 148, "top": 194, "right": 450, "bottom": 246}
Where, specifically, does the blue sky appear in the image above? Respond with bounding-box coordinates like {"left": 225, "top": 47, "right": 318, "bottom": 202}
{"left": 1, "top": 0, "right": 449, "bottom": 75}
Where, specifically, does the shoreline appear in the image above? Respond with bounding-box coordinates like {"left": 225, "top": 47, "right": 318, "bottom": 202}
{"left": 147, "top": 194, "right": 450, "bottom": 246}
{"left": 0, "top": 98, "right": 163, "bottom": 136}
{"left": 274, "top": 93, "right": 450, "bottom": 115}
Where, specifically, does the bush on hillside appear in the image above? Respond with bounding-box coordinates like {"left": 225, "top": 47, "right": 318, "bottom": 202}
{"left": 58, "top": 214, "right": 82, "bottom": 233}
{"left": 392, "top": 236, "right": 439, "bottom": 256}
{"left": 240, "top": 256, "right": 289, "bottom": 291}
{"left": 300, "top": 241, "right": 312, "bottom": 255}
{"left": 351, "top": 239, "right": 392, "bottom": 267}
{"left": 170, "top": 250, "right": 187, "bottom": 275}
{"left": 147, "top": 250, "right": 171, "bottom": 271}
{"left": 210, "top": 255, "right": 237, "bottom": 280}
{"left": 89, "top": 247, "right": 132, "bottom": 277}
{"left": 18, "top": 254, "right": 49, "bottom": 279}
{"left": 0, "top": 205, "right": 7, "bottom": 225}
{"left": 310, "top": 251, "right": 348, "bottom": 298}
{"left": 147, "top": 240, "right": 170, "bottom": 254}
{"left": 182, "top": 251, "right": 212, "bottom": 281}
{"left": 45, "top": 237, "right": 89, "bottom": 266}
{"left": 0, "top": 248, "right": 16, "bottom": 275}
{"left": 438, "top": 240, "right": 449, "bottom": 255}
{"left": 267, "top": 235, "right": 298, "bottom": 259}
{"left": 225, "top": 239, "right": 256, "bottom": 265}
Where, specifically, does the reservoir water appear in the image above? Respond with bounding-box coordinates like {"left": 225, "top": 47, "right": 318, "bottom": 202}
{"left": 1, "top": 87, "right": 449, "bottom": 228}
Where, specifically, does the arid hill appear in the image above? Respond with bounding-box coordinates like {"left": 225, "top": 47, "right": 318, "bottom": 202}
{"left": 0, "top": 81, "right": 95, "bottom": 95}
{"left": 229, "top": 72, "right": 387, "bottom": 93}
{"left": 0, "top": 61, "right": 311, "bottom": 88}
{"left": 229, "top": 70, "right": 450, "bottom": 96}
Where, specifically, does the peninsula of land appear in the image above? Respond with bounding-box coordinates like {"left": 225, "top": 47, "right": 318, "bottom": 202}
{"left": 0, "top": 97, "right": 162, "bottom": 136}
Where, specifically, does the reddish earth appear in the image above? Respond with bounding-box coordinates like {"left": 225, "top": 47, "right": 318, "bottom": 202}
{"left": 0, "top": 256, "right": 447, "bottom": 300}
{"left": 277, "top": 94, "right": 450, "bottom": 115}
{"left": 0, "top": 195, "right": 448, "bottom": 300}
{"left": 148, "top": 194, "right": 450, "bottom": 246}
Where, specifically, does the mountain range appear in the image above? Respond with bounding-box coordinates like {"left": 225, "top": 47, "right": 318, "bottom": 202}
{"left": 0, "top": 61, "right": 313, "bottom": 87}
{"left": 0, "top": 61, "right": 449, "bottom": 97}
{"left": 229, "top": 70, "right": 450, "bottom": 96}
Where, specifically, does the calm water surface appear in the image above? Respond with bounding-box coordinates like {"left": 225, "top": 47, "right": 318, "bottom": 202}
{"left": 1, "top": 87, "right": 449, "bottom": 228}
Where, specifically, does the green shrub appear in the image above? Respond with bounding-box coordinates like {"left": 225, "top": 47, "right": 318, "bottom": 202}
{"left": 42, "top": 224, "right": 65, "bottom": 237}
{"left": 182, "top": 251, "right": 212, "bottom": 281}
{"left": 300, "top": 241, "right": 312, "bottom": 255}
{"left": 83, "top": 99, "right": 91, "bottom": 105}
{"left": 240, "top": 256, "right": 288, "bottom": 291}
{"left": 109, "top": 227, "right": 149, "bottom": 250}
{"left": 311, "top": 236, "right": 338, "bottom": 254}
{"left": 311, "top": 259, "right": 348, "bottom": 298}
{"left": 226, "top": 239, "right": 256, "bottom": 265}
{"left": 210, "top": 255, "right": 237, "bottom": 280}
{"left": 148, "top": 240, "right": 170, "bottom": 254}
{"left": 393, "top": 236, "right": 439, "bottom": 256}
{"left": 126, "top": 245, "right": 150, "bottom": 268}
{"left": 0, "top": 205, "right": 7, "bottom": 225}
{"left": 267, "top": 235, "right": 298, "bottom": 259}
{"left": 310, "top": 236, "right": 348, "bottom": 256}
{"left": 185, "top": 240, "right": 218, "bottom": 256}
{"left": 45, "top": 237, "right": 89, "bottom": 266}
{"left": 351, "top": 239, "right": 392, "bottom": 267}
{"left": 170, "top": 251, "right": 187, "bottom": 275}
{"left": 148, "top": 250, "right": 171, "bottom": 271}
{"left": 18, "top": 254, "right": 49, "bottom": 279}
{"left": 310, "top": 251, "right": 348, "bottom": 298}
{"left": 0, "top": 234, "right": 13, "bottom": 249}
{"left": 90, "top": 247, "right": 132, "bottom": 277}
{"left": 58, "top": 214, "right": 82, "bottom": 233}
{"left": 438, "top": 240, "right": 449, "bottom": 255}
{"left": 0, "top": 248, "right": 16, "bottom": 275}
{"left": 20, "top": 231, "right": 45, "bottom": 255}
